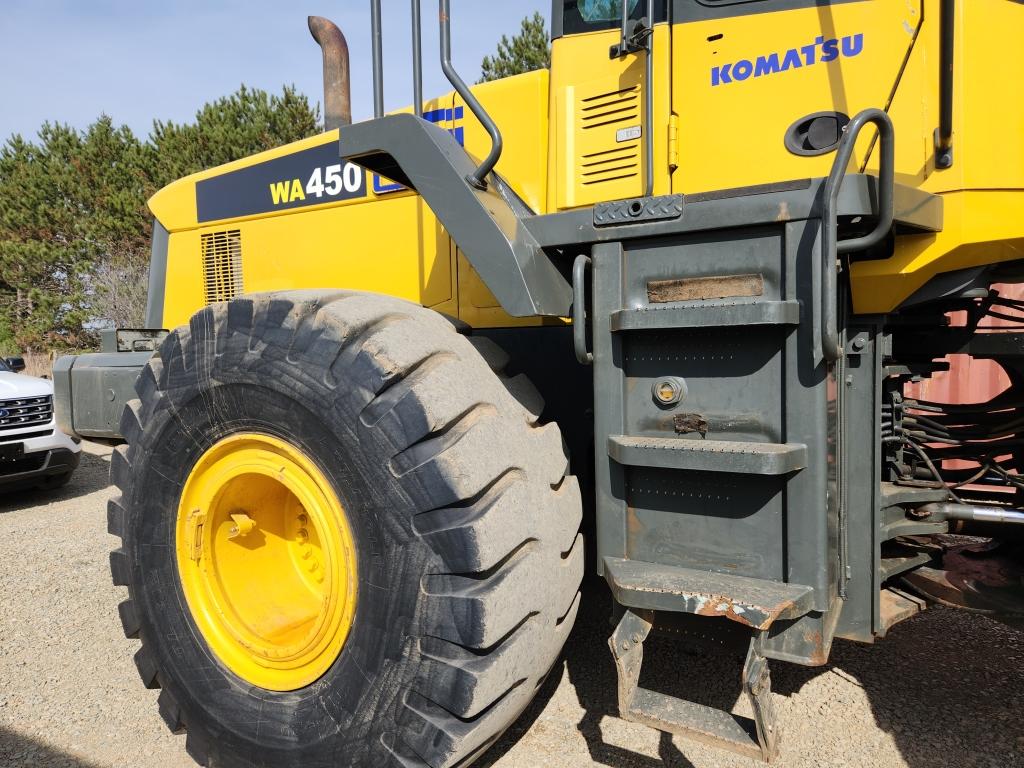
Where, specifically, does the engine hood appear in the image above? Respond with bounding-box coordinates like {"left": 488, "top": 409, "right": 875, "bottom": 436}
{"left": 0, "top": 371, "right": 53, "bottom": 400}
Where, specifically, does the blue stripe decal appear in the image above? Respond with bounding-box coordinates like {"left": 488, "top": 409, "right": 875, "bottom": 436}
{"left": 373, "top": 106, "right": 466, "bottom": 194}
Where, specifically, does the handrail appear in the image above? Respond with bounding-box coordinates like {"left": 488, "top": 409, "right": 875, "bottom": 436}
{"left": 820, "top": 108, "right": 895, "bottom": 361}
{"left": 643, "top": 0, "right": 654, "bottom": 197}
{"left": 613, "top": 0, "right": 655, "bottom": 197}
{"left": 573, "top": 255, "right": 593, "bottom": 365}
{"left": 411, "top": 0, "right": 423, "bottom": 117}
{"left": 439, "top": 0, "right": 503, "bottom": 189}
{"left": 935, "top": 0, "right": 955, "bottom": 168}
{"left": 367, "top": 0, "right": 503, "bottom": 189}
{"left": 370, "top": 0, "right": 384, "bottom": 118}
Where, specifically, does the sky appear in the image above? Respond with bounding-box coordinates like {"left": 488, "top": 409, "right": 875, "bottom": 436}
{"left": 0, "top": 0, "right": 550, "bottom": 141}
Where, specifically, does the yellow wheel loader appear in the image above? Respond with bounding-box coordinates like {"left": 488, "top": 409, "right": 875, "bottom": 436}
{"left": 53, "top": 1, "right": 1024, "bottom": 765}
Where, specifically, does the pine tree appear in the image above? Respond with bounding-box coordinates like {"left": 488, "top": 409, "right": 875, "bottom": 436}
{"left": 148, "top": 85, "right": 319, "bottom": 186}
{"left": 0, "top": 85, "right": 319, "bottom": 353}
{"left": 479, "top": 13, "right": 551, "bottom": 83}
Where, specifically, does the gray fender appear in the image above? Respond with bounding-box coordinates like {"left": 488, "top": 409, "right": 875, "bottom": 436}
{"left": 339, "top": 113, "right": 571, "bottom": 317}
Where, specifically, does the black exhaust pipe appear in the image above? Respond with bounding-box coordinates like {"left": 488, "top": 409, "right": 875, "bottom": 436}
{"left": 308, "top": 16, "right": 352, "bottom": 130}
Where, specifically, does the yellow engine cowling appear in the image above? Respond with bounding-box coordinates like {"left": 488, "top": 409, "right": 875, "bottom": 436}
{"left": 548, "top": 0, "right": 1024, "bottom": 315}
{"left": 149, "top": 0, "right": 1024, "bottom": 332}
{"left": 148, "top": 72, "right": 556, "bottom": 332}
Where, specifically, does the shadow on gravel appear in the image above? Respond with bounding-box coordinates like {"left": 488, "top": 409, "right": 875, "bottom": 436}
{"left": 0, "top": 725, "right": 103, "bottom": 768}
{"left": 0, "top": 449, "right": 110, "bottom": 514}
{"left": 482, "top": 579, "right": 1024, "bottom": 768}
{"left": 560, "top": 580, "right": 698, "bottom": 768}
{"left": 480, "top": 578, "right": 698, "bottom": 768}
{"left": 776, "top": 607, "right": 1024, "bottom": 768}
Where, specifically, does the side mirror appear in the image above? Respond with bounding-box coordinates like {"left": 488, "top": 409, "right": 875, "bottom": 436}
{"left": 4, "top": 356, "right": 26, "bottom": 373}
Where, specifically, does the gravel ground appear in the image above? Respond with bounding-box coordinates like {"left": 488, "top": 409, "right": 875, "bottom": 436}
{"left": 1, "top": 440, "right": 1022, "bottom": 767}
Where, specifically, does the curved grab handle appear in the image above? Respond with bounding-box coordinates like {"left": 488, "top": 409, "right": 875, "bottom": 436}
{"left": 439, "top": 0, "right": 503, "bottom": 190}
{"left": 820, "top": 108, "right": 895, "bottom": 361}
{"left": 573, "top": 255, "right": 593, "bottom": 365}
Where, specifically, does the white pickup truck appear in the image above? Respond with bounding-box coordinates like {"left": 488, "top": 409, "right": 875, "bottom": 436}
{"left": 0, "top": 356, "right": 80, "bottom": 490}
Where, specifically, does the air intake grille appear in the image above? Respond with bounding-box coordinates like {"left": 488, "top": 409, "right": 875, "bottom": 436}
{"left": 201, "top": 229, "right": 244, "bottom": 304}
{"left": 582, "top": 144, "right": 641, "bottom": 186}
{"left": 0, "top": 395, "right": 53, "bottom": 432}
{"left": 581, "top": 85, "right": 640, "bottom": 131}
{"left": 578, "top": 85, "right": 641, "bottom": 188}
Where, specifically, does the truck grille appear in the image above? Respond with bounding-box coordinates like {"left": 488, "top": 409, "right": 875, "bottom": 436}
{"left": 201, "top": 229, "right": 244, "bottom": 304}
{"left": 0, "top": 395, "right": 53, "bottom": 432}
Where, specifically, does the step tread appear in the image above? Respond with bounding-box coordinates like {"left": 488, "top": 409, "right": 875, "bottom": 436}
{"left": 880, "top": 482, "right": 949, "bottom": 508}
{"left": 627, "top": 688, "right": 763, "bottom": 760}
{"left": 611, "top": 300, "right": 800, "bottom": 331}
{"left": 878, "top": 587, "right": 927, "bottom": 636}
{"left": 882, "top": 517, "right": 948, "bottom": 540}
{"left": 604, "top": 556, "right": 815, "bottom": 630}
{"left": 608, "top": 435, "right": 807, "bottom": 475}
{"left": 880, "top": 551, "right": 931, "bottom": 580}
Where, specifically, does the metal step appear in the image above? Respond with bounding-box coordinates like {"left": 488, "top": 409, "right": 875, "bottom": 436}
{"left": 883, "top": 518, "right": 948, "bottom": 539}
{"left": 611, "top": 608, "right": 780, "bottom": 763}
{"left": 608, "top": 435, "right": 807, "bottom": 475}
{"left": 610, "top": 300, "right": 800, "bottom": 332}
{"left": 879, "top": 482, "right": 948, "bottom": 508}
{"left": 878, "top": 587, "right": 926, "bottom": 637}
{"left": 625, "top": 687, "right": 766, "bottom": 760}
{"left": 880, "top": 551, "right": 931, "bottom": 581}
{"left": 605, "top": 556, "right": 814, "bottom": 630}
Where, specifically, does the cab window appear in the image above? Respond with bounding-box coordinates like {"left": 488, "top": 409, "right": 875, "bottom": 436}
{"left": 580, "top": 0, "right": 639, "bottom": 22}
{"left": 560, "top": 0, "right": 662, "bottom": 35}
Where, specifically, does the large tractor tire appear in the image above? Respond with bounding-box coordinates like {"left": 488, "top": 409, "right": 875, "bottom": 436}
{"left": 108, "top": 291, "right": 583, "bottom": 767}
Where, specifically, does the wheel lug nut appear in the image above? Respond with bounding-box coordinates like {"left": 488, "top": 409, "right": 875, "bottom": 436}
{"left": 296, "top": 528, "right": 309, "bottom": 544}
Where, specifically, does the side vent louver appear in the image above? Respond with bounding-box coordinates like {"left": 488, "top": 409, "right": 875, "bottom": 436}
{"left": 580, "top": 85, "right": 641, "bottom": 187}
{"left": 557, "top": 76, "right": 645, "bottom": 209}
{"left": 201, "top": 229, "right": 244, "bottom": 304}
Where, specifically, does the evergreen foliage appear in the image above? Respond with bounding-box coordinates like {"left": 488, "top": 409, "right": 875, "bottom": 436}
{"left": 479, "top": 13, "right": 551, "bottom": 83}
{"left": 0, "top": 85, "right": 318, "bottom": 353}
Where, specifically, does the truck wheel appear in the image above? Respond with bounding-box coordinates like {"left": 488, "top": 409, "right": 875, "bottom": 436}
{"left": 108, "top": 291, "right": 583, "bottom": 768}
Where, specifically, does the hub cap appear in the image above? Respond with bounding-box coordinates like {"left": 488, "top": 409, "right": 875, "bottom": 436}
{"left": 175, "top": 433, "right": 357, "bottom": 691}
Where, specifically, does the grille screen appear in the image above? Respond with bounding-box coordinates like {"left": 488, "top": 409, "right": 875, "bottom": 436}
{"left": 558, "top": 78, "right": 645, "bottom": 209}
{"left": 580, "top": 85, "right": 641, "bottom": 186}
{"left": 201, "top": 229, "right": 244, "bottom": 304}
{"left": 0, "top": 395, "right": 53, "bottom": 433}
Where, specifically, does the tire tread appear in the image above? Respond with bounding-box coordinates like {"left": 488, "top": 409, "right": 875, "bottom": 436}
{"left": 108, "top": 290, "right": 583, "bottom": 768}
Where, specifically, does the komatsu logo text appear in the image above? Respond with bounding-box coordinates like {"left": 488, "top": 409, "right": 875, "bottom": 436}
{"left": 711, "top": 33, "right": 864, "bottom": 87}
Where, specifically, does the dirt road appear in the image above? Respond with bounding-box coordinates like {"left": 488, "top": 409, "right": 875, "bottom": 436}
{"left": 1, "top": 442, "right": 1022, "bottom": 767}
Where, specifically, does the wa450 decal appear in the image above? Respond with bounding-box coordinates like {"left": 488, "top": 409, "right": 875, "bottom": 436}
{"left": 195, "top": 141, "right": 367, "bottom": 223}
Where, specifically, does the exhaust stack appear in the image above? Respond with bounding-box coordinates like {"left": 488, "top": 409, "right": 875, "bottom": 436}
{"left": 308, "top": 16, "right": 352, "bottom": 130}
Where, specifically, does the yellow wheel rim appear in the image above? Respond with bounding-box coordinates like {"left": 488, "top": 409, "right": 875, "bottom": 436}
{"left": 175, "top": 433, "right": 357, "bottom": 691}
